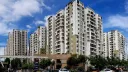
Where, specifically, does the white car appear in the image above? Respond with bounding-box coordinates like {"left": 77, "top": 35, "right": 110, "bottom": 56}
{"left": 100, "top": 69, "right": 113, "bottom": 72}
{"left": 59, "top": 68, "right": 69, "bottom": 72}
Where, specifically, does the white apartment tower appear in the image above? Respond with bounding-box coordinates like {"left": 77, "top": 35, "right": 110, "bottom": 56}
{"left": 6, "top": 29, "right": 27, "bottom": 56}
{"left": 4, "top": 47, "right": 7, "bottom": 55}
{"left": 47, "top": 0, "right": 103, "bottom": 56}
{"left": 29, "top": 26, "right": 46, "bottom": 55}
{"left": 84, "top": 8, "right": 103, "bottom": 56}
{"left": 47, "top": 16, "right": 55, "bottom": 54}
{"left": 103, "top": 33, "right": 108, "bottom": 57}
{"left": 103, "top": 30, "right": 125, "bottom": 60}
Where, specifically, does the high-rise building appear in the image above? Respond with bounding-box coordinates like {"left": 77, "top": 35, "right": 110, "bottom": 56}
{"left": 103, "top": 33, "right": 108, "bottom": 57}
{"left": 84, "top": 8, "right": 103, "bottom": 56}
{"left": 47, "top": 0, "right": 103, "bottom": 56}
{"left": 103, "top": 30, "right": 125, "bottom": 60}
{"left": 125, "top": 39, "right": 128, "bottom": 60}
{"left": 4, "top": 47, "right": 7, "bottom": 55}
{"left": 6, "top": 29, "right": 27, "bottom": 56}
{"left": 29, "top": 26, "right": 46, "bottom": 56}
{"left": 47, "top": 16, "right": 55, "bottom": 54}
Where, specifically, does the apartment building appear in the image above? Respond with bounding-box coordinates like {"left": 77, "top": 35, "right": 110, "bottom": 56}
{"left": 47, "top": 0, "right": 103, "bottom": 56}
{"left": 4, "top": 47, "right": 7, "bottom": 55}
{"left": 103, "top": 30, "right": 125, "bottom": 59}
{"left": 125, "top": 40, "right": 128, "bottom": 60}
{"left": 6, "top": 29, "right": 27, "bottom": 56}
{"left": 103, "top": 33, "right": 108, "bottom": 57}
{"left": 84, "top": 8, "right": 103, "bottom": 56}
{"left": 47, "top": 16, "right": 55, "bottom": 54}
{"left": 29, "top": 26, "right": 46, "bottom": 55}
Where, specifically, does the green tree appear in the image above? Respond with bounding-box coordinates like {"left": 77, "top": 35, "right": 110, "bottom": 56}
{"left": 51, "top": 60, "right": 55, "bottom": 70}
{"left": 22, "top": 63, "right": 33, "bottom": 69}
{"left": 78, "top": 55, "right": 87, "bottom": 64}
{"left": 67, "top": 56, "right": 78, "bottom": 68}
{"left": 22, "top": 63, "right": 28, "bottom": 69}
{"left": 89, "top": 55, "right": 106, "bottom": 70}
{"left": 22, "top": 59, "right": 27, "bottom": 64}
{"left": 4, "top": 58, "right": 10, "bottom": 68}
{"left": 39, "top": 59, "right": 51, "bottom": 69}
{"left": 4, "top": 58, "right": 10, "bottom": 64}
{"left": 40, "top": 48, "right": 46, "bottom": 54}
{"left": 77, "top": 55, "right": 87, "bottom": 71}
{"left": 27, "top": 63, "right": 34, "bottom": 69}
{"left": 0, "top": 63, "right": 5, "bottom": 72}
{"left": 11, "top": 58, "right": 21, "bottom": 70}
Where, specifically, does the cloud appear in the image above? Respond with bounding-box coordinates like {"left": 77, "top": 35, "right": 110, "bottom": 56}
{"left": 44, "top": 15, "right": 53, "bottom": 26}
{"left": 0, "top": 47, "right": 5, "bottom": 55}
{"left": 0, "top": 0, "right": 41, "bottom": 22}
{"left": 0, "top": 0, "right": 50, "bottom": 35}
{"left": 40, "top": 1, "right": 51, "bottom": 10}
{"left": 104, "top": 15, "right": 128, "bottom": 29}
{"left": 125, "top": 0, "right": 128, "bottom": 13}
{"left": 104, "top": 0, "right": 128, "bottom": 32}
{"left": 26, "top": 25, "right": 32, "bottom": 29}
{"left": 88, "top": 0, "right": 113, "bottom": 7}
{"left": 0, "top": 42, "right": 6, "bottom": 47}
{"left": 35, "top": 20, "right": 45, "bottom": 25}
{"left": 0, "top": 22, "right": 13, "bottom": 36}
{"left": 34, "top": 15, "right": 53, "bottom": 26}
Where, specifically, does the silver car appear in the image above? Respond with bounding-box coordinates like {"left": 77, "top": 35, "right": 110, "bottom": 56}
{"left": 100, "top": 69, "right": 113, "bottom": 72}
{"left": 59, "top": 68, "right": 69, "bottom": 72}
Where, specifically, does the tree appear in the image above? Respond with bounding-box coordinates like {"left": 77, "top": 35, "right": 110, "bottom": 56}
{"left": 27, "top": 63, "right": 34, "bottom": 69}
{"left": 4, "top": 58, "right": 10, "bottom": 68}
{"left": 22, "top": 59, "right": 27, "bottom": 64}
{"left": 77, "top": 55, "right": 87, "bottom": 71}
{"left": 22, "top": 63, "right": 28, "bottom": 69}
{"left": 51, "top": 60, "right": 55, "bottom": 70}
{"left": 39, "top": 59, "right": 51, "bottom": 69}
{"left": 89, "top": 55, "right": 106, "bottom": 70}
{"left": 40, "top": 48, "right": 46, "bottom": 54}
{"left": 4, "top": 58, "right": 10, "bottom": 64}
{"left": 67, "top": 56, "right": 78, "bottom": 68}
{"left": 0, "top": 63, "right": 5, "bottom": 72}
{"left": 22, "top": 63, "right": 33, "bottom": 69}
{"left": 78, "top": 55, "right": 87, "bottom": 64}
{"left": 11, "top": 58, "right": 21, "bottom": 70}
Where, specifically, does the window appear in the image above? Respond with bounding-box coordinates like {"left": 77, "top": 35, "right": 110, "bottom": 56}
{"left": 83, "top": 47, "right": 85, "bottom": 50}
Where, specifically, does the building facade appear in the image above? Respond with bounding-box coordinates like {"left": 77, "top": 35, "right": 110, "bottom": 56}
{"left": 4, "top": 47, "right": 7, "bottom": 55}
{"left": 47, "top": 16, "right": 55, "bottom": 54}
{"left": 103, "top": 30, "right": 125, "bottom": 59}
{"left": 29, "top": 26, "right": 46, "bottom": 56}
{"left": 6, "top": 29, "right": 27, "bottom": 56}
{"left": 47, "top": 0, "right": 103, "bottom": 56}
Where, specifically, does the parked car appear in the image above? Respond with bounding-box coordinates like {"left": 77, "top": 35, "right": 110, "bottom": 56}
{"left": 100, "top": 68, "right": 113, "bottom": 72}
{"left": 59, "top": 68, "right": 69, "bottom": 72}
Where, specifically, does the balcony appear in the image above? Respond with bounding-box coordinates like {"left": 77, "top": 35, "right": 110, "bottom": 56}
{"left": 55, "top": 44, "right": 61, "bottom": 48}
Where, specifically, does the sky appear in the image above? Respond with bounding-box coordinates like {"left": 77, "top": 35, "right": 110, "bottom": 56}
{"left": 0, "top": 0, "right": 128, "bottom": 55}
